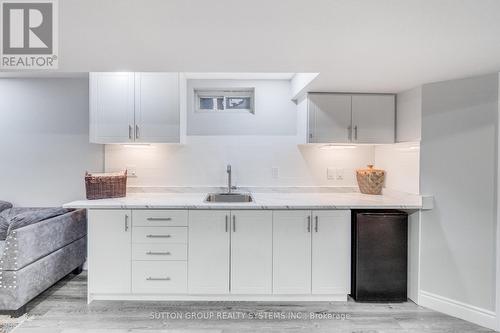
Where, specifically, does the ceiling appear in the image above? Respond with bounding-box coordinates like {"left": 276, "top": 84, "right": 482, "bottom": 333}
{"left": 184, "top": 73, "right": 295, "bottom": 80}
{"left": 2, "top": 0, "right": 500, "bottom": 93}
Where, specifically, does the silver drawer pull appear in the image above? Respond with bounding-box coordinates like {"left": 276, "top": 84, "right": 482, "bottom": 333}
{"left": 146, "top": 251, "right": 171, "bottom": 255}
{"left": 146, "top": 234, "right": 171, "bottom": 238}
{"left": 146, "top": 217, "right": 172, "bottom": 221}
{"left": 146, "top": 277, "right": 171, "bottom": 281}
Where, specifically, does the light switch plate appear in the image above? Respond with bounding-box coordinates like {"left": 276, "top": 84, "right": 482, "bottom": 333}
{"left": 272, "top": 167, "right": 279, "bottom": 179}
{"left": 327, "top": 168, "right": 335, "bottom": 180}
{"left": 126, "top": 165, "right": 137, "bottom": 177}
{"left": 336, "top": 168, "right": 345, "bottom": 181}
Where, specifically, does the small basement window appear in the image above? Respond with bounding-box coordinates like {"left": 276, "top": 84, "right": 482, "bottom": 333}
{"left": 195, "top": 89, "right": 255, "bottom": 114}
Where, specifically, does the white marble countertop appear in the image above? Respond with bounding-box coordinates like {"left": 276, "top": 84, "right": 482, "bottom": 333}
{"left": 64, "top": 188, "right": 430, "bottom": 210}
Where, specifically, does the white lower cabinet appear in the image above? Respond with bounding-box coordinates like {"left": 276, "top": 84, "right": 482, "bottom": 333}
{"left": 132, "top": 261, "right": 187, "bottom": 294}
{"left": 188, "top": 210, "right": 273, "bottom": 294}
{"left": 188, "top": 210, "right": 230, "bottom": 294}
{"left": 132, "top": 226, "right": 188, "bottom": 244}
{"left": 230, "top": 210, "right": 273, "bottom": 294}
{"left": 88, "top": 209, "right": 132, "bottom": 294}
{"left": 273, "top": 211, "right": 312, "bottom": 294}
{"left": 272, "top": 210, "right": 351, "bottom": 295}
{"left": 131, "top": 213, "right": 188, "bottom": 294}
{"left": 87, "top": 208, "right": 350, "bottom": 300}
{"left": 311, "top": 210, "right": 351, "bottom": 294}
{"left": 132, "top": 243, "right": 187, "bottom": 261}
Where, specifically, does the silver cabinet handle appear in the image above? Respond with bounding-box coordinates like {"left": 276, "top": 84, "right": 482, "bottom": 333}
{"left": 307, "top": 216, "right": 311, "bottom": 233}
{"left": 135, "top": 124, "right": 140, "bottom": 139}
{"left": 125, "top": 214, "right": 129, "bottom": 231}
{"left": 146, "top": 251, "right": 171, "bottom": 255}
{"left": 225, "top": 215, "right": 229, "bottom": 232}
{"left": 315, "top": 215, "right": 319, "bottom": 232}
{"left": 146, "top": 277, "right": 171, "bottom": 281}
{"left": 146, "top": 217, "right": 172, "bottom": 221}
{"left": 129, "top": 125, "right": 133, "bottom": 140}
{"left": 146, "top": 234, "right": 171, "bottom": 238}
{"left": 354, "top": 125, "right": 358, "bottom": 140}
{"left": 232, "top": 215, "right": 236, "bottom": 232}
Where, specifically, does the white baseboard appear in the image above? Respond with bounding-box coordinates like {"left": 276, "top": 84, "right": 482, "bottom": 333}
{"left": 419, "top": 290, "right": 497, "bottom": 331}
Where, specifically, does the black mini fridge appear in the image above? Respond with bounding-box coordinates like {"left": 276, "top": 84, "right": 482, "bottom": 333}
{"left": 351, "top": 210, "right": 408, "bottom": 302}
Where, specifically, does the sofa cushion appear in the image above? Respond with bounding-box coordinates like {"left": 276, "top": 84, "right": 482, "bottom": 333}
{"left": 8, "top": 208, "right": 72, "bottom": 233}
{"left": 0, "top": 201, "right": 12, "bottom": 213}
{"left": 0, "top": 208, "right": 39, "bottom": 241}
{"left": 0, "top": 208, "right": 72, "bottom": 241}
{"left": 0, "top": 213, "right": 10, "bottom": 241}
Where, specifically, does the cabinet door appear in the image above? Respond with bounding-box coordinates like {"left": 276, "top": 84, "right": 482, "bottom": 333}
{"left": 134, "top": 73, "right": 180, "bottom": 143}
{"left": 273, "top": 211, "right": 312, "bottom": 294}
{"left": 308, "top": 93, "right": 351, "bottom": 143}
{"left": 188, "top": 210, "right": 230, "bottom": 294}
{"left": 351, "top": 94, "right": 395, "bottom": 143}
{"left": 311, "top": 210, "right": 351, "bottom": 294}
{"left": 230, "top": 210, "right": 272, "bottom": 294}
{"left": 90, "top": 73, "right": 135, "bottom": 143}
{"left": 88, "top": 209, "right": 131, "bottom": 294}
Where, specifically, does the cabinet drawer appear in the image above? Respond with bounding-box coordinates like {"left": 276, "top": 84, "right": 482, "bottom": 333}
{"left": 132, "top": 261, "right": 187, "bottom": 294}
{"left": 132, "top": 227, "right": 187, "bottom": 244}
{"left": 132, "top": 243, "right": 187, "bottom": 261}
{"left": 132, "top": 210, "right": 188, "bottom": 227}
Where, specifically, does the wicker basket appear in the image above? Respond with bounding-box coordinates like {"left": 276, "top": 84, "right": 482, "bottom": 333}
{"left": 85, "top": 170, "right": 127, "bottom": 200}
{"left": 356, "top": 165, "right": 385, "bottom": 195}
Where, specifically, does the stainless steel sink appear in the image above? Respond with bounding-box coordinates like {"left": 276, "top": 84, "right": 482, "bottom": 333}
{"left": 205, "top": 193, "right": 253, "bottom": 203}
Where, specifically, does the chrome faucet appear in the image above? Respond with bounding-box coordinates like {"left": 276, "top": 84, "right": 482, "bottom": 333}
{"left": 226, "top": 164, "right": 236, "bottom": 193}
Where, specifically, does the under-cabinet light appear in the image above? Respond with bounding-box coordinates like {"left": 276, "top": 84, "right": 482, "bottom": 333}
{"left": 319, "top": 144, "right": 357, "bottom": 150}
{"left": 121, "top": 144, "right": 152, "bottom": 148}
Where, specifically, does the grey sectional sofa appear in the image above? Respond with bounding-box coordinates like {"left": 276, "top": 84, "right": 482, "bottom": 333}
{"left": 0, "top": 202, "right": 87, "bottom": 317}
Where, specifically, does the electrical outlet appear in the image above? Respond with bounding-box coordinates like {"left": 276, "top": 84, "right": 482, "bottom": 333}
{"left": 126, "top": 165, "right": 137, "bottom": 177}
{"left": 336, "top": 168, "right": 345, "bottom": 181}
{"left": 327, "top": 168, "right": 335, "bottom": 180}
{"left": 272, "top": 167, "right": 279, "bottom": 179}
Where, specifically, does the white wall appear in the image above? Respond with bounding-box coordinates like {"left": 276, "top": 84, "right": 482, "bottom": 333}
{"left": 397, "top": 86, "right": 422, "bottom": 142}
{"left": 187, "top": 79, "right": 297, "bottom": 136}
{"left": 0, "top": 79, "right": 104, "bottom": 206}
{"left": 296, "top": 98, "right": 308, "bottom": 144}
{"left": 374, "top": 142, "right": 420, "bottom": 194}
{"left": 105, "top": 137, "right": 374, "bottom": 188}
{"left": 419, "top": 74, "right": 498, "bottom": 328}
{"left": 290, "top": 73, "right": 319, "bottom": 100}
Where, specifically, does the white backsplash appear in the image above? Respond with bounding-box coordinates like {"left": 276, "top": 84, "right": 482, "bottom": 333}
{"left": 375, "top": 141, "right": 420, "bottom": 194}
{"left": 104, "top": 136, "right": 375, "bottom": 188}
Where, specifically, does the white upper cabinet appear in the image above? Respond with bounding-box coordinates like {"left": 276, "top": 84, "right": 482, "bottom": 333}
{"left": 307, "top": 93, "right": 395, "bottom": 144}
{"left": 134, "top": 73, "right": 180, "bottom": 143}
{"left": 351, "top": 94, "right": 395, "bottom": 143}
{"left": 90, "top": 72, "right": 180, "bottom": 144}
{"left": 308, "top": 93, "right": 351, "bottom": 143}
{"left": 90, "top": 73, "right": 135, "bottom": 143}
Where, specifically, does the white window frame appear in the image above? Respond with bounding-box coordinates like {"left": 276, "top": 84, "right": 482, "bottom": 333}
{"left": 194, "top": 88, "right": 255, "bottom": 114}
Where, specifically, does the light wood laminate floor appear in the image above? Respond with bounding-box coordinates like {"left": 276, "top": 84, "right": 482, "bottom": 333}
{"left": 1, "top": 272, "right": 494, "bottom": 333}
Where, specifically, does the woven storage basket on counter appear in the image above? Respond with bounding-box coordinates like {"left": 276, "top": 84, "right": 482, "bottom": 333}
{"left": 85, "top": 170, "right": 127, "bottom": 200}
{"left": 356, "top": 165, "right": 385, "bottom": 195}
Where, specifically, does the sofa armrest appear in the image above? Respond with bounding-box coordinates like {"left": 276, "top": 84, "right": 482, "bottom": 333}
{"left": 0, "top": 209, "right": 86, "bottom": 271}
